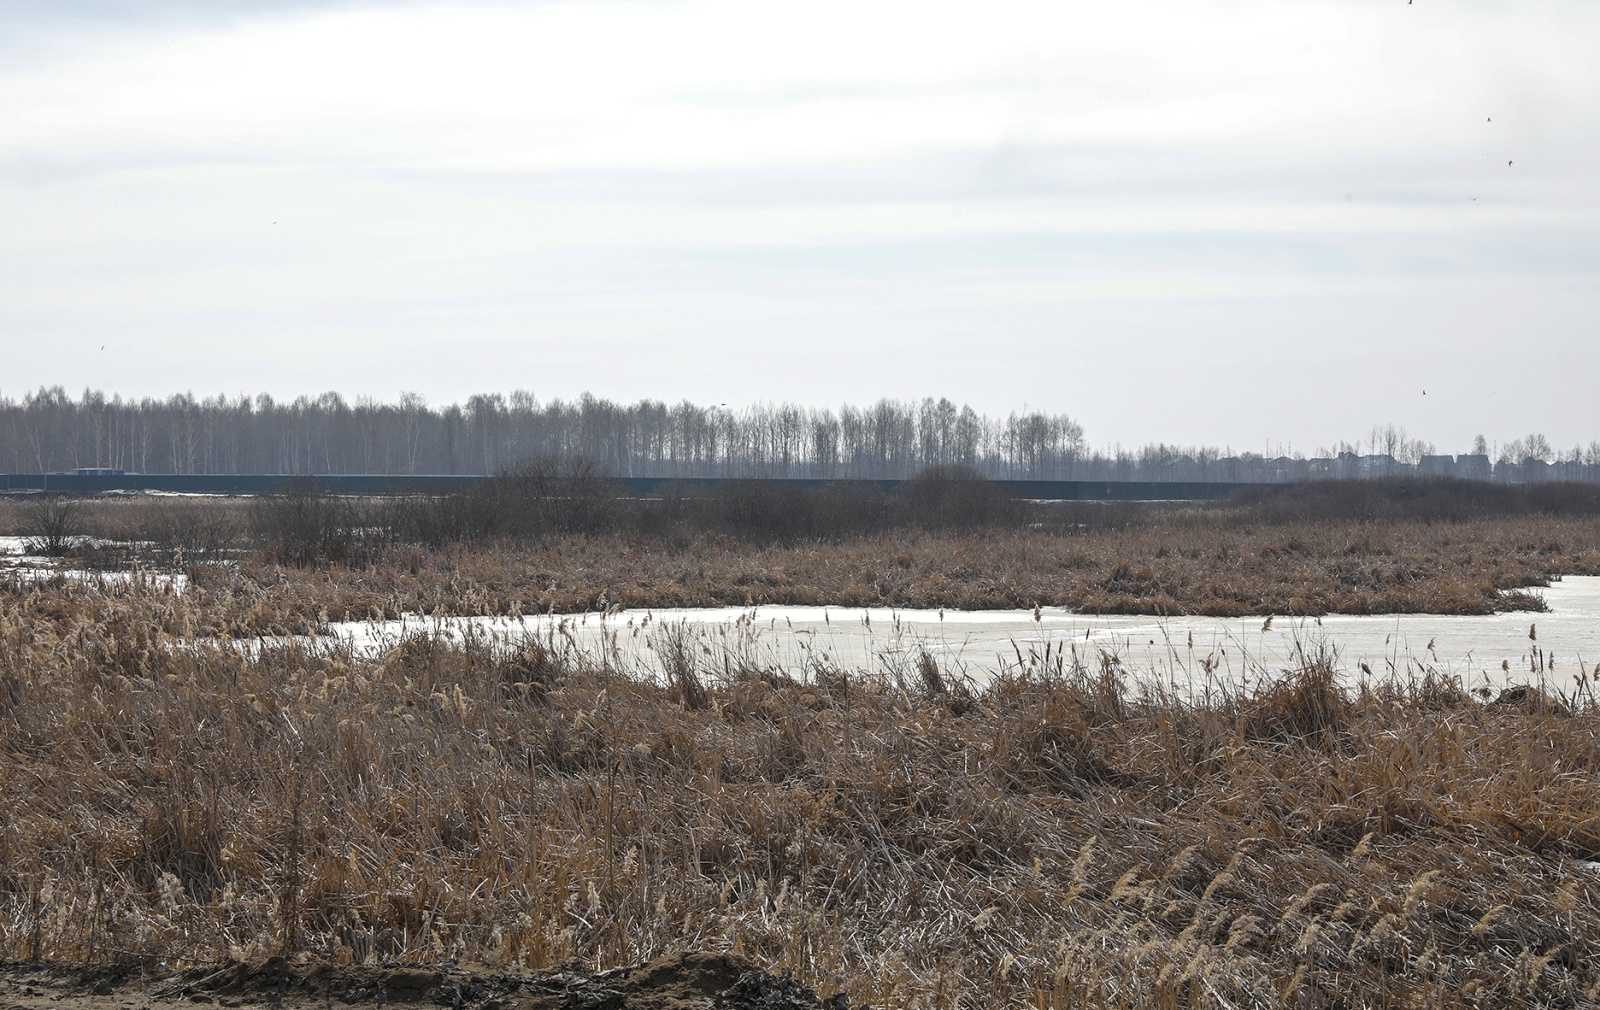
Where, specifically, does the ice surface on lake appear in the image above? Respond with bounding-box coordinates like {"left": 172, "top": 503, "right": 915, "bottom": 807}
{"left": 0, "top": 536, "right": 187, "bottom": 590}
{"left": 321, "top": 576, "right": 1600, "bottom": 693}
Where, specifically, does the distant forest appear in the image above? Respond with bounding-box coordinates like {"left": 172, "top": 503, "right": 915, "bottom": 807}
{"left": 1, "top": 387, "right": 1091, "bottom": 479}
{"left": 2, "top": 386, "right": 1597, "bottom": 483}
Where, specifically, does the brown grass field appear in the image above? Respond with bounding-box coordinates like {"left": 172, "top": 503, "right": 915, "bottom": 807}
{"left": 5, "top": 493, "right": 1600, "bottom": 631}
{"left": 3, "top": 492, "right": 1600, "bottom": 1007}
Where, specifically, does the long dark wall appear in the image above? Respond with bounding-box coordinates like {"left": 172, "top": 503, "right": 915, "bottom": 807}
{"left": 0, "top": 473, "right": 1253, "bottom": 501}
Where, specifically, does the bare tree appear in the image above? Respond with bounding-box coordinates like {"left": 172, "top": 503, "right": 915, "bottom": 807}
{"left": 25, "top": 385, "right": 1598, "bottom": 485}
{"left": 399, "top": 391, "right": 428, "bottom": 474}
{"left": 1523, "top": 433, "right": 1555, "bottom": 462}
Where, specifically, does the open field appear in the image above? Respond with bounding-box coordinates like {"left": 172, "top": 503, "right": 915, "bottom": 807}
{"left": 2, "top": 574, "right": 1600, "bottom": 1008}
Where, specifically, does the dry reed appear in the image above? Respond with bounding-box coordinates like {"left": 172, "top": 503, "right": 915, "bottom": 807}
{"left": 2, "top": 573, "right": 1599, "bottom": 1008}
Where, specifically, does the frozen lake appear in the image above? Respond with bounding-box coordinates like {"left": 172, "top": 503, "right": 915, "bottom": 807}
{"left": 8, "top": 530, "right": 1592, "bottom": 692}
{"left": 0, "top": 536, "right": 188, "bottom": 590}
{"left": 323, "top": 576, "right": 1600, "bottom": 693}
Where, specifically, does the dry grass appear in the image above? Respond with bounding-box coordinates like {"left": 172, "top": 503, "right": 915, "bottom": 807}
{"left": 3, "top": 574, "right": 1600, "bottom": 1009}
{"left": 97, "top": 517, "right": 1600, "bottom": 636}
{"left": 6, "top": 495, "right": 1600, "bottom": 623}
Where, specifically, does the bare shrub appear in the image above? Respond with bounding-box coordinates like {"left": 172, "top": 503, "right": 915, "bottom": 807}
{"left": 142, "top": 498, "right": 242, "bottom": 564}
{"left": 249, "top": 482, "right": 372, "bottom": 566}
{"left": 381, "top": 484, "right": 506, "bottom": 546}
{"left": 895, "top": 464, "right": 1018, "bottom": 529}
{"left": 494, "top": 456, "right": 621, "bottom": 539}
{"left": 22, "top": 495, "right": 85, "bottom": 556}
{"left": 712, "top": 480, "right": 818, "bottom": 541}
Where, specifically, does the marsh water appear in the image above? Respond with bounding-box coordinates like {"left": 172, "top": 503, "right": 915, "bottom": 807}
{"left": 7, "top": 534, "right": 1594, "bottom": 692}
{"left": 321, "top": 576, "right": 1600, "bottom": 694}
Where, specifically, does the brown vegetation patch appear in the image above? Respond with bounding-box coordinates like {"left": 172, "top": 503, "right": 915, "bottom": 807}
{"left": 11, "top": 513, "right": 1600, "bottom": 637}
{"left": 7, "top": 487, "right": 1600, "bottom": 625}
{"left": 3, "top": 573, "right": 1600, "bottom": 1007}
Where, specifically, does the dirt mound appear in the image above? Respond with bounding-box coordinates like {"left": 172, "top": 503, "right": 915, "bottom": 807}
{"left": 0, "top": 953, "right": 847, "bottom": 1010}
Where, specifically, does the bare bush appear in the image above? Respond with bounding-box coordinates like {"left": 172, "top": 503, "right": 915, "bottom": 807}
{"left": 143, "top": 498, "right": 242, "bottom": 564}
{"left": 494, "top": 456, "right": 621, "bottom": 539}
{"left": 895, "top": 464, "right": 1018, "bottom": 529}
{"left": 379, "top": 484, "right": 506, "bottom": 547}
{"left": 249, "top": 482, "right": 373, "bottom": 567}
{"left": 22, "top": 494, "right": 85, "bottom": 556}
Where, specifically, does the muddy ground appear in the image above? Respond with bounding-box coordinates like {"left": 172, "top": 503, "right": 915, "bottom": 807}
{"left": 0, "top": 954, "right": 846, "bottom": 1010}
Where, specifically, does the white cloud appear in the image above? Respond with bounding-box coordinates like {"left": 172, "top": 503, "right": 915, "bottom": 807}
{"left": 7, "top": 0, "right": 1597, "bottom": 176}
{"left": 1, "top": 0, "right": 1598, "bottom": 449}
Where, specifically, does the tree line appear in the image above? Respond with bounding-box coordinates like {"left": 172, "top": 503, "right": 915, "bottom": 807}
{"left": 0, "top": 387, "right": 1089, "bottom": 479}
{"left": 4, "top": 387, "right": 1596, "bottom": 483}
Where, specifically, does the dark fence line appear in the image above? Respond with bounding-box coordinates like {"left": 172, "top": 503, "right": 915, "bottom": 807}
{"left": 0, "top": 473, "right": 481, "bottom": 495}
{"left": 0, "top": 473, "right": 1254, "bottom": 501}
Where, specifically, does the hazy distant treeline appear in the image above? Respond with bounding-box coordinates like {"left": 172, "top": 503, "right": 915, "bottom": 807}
{"left": 4, "top": 387, "right": 1597, "bottom": 483}
{"left": 0, "top": 387, "right": 1092, "bottom": 479}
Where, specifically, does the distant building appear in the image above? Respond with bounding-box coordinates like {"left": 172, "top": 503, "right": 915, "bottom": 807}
{"left": 1359, "top": 454, "right": 1399, "bottom": 478}
{"left": 1552, "top": 461, "right": 1589, "bottom": 483}
{"left": 1417, "top": 454, "right": 1456, "bottom": 477}
{"left": 1268, "top": 456, "right": 1305, "bottom": 482}
{"left": 1456, "top": 454, "right": 1492, "bottom": 480}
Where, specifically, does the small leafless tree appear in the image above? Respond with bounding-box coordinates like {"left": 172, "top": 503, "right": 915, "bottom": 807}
{"left": 24, "top": 495, "right": 84, "bottom": 557}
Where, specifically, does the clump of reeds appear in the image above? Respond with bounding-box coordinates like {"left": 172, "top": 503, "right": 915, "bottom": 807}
{"left": 3, "top": 576, "right": 1600, "bottom": 1008}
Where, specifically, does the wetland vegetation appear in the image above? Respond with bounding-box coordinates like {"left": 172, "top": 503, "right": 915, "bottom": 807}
{"left": 3, "top": 476, "right": 1600, "bottom": 1008}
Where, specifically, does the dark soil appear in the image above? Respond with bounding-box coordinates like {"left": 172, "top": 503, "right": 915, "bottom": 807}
{"left": 0, "top": 954, "right": 847, "bottom": 1010}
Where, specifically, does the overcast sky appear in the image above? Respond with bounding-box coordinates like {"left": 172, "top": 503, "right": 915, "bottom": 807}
{"left": 2, "top": 0, "right": 1597, "bottom": 454}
